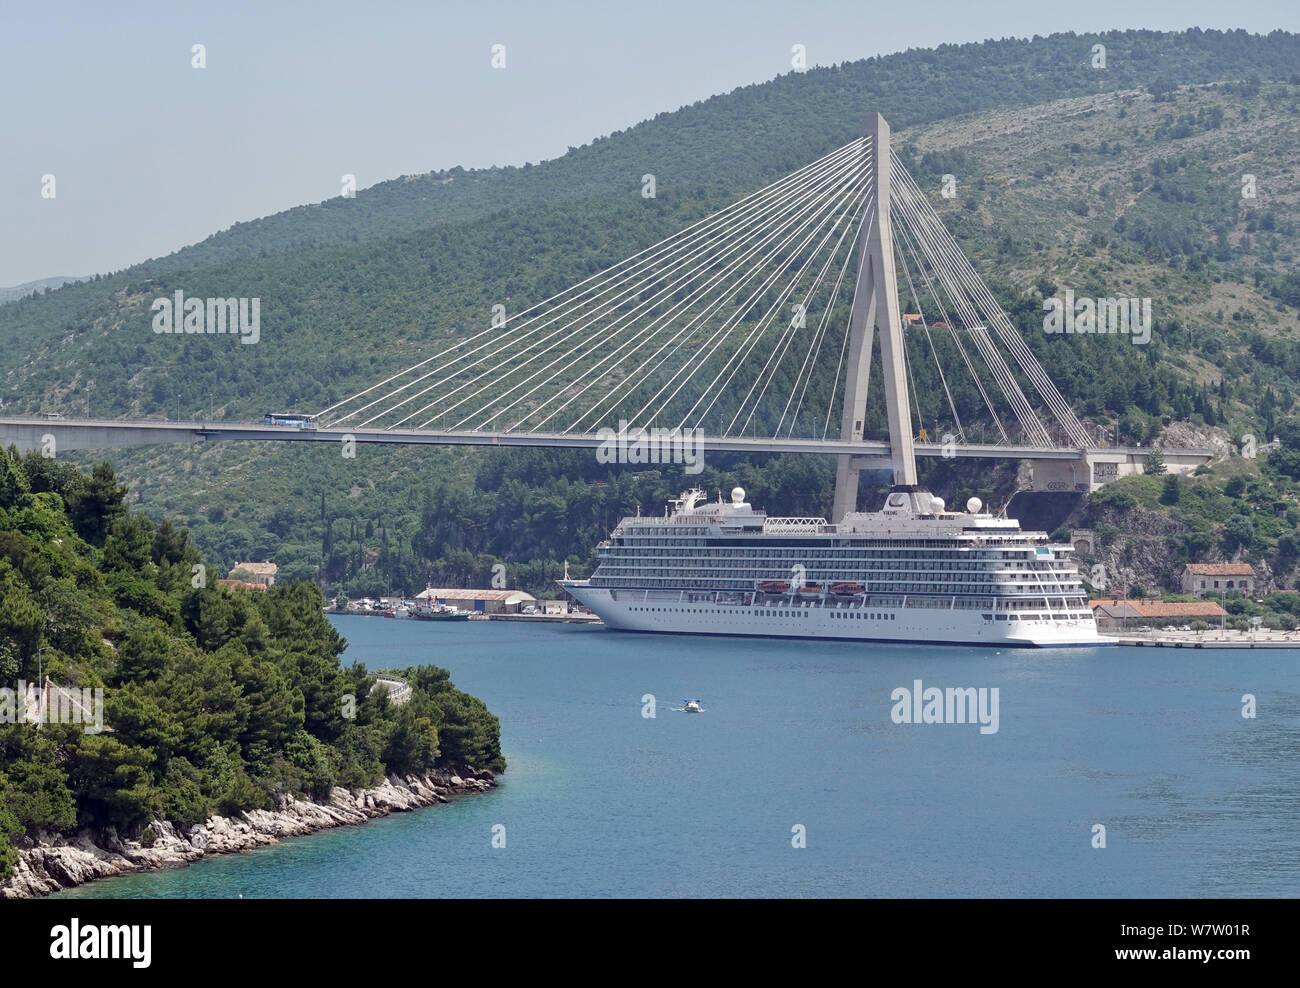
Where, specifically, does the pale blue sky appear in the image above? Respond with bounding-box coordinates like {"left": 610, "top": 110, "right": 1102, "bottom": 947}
{"left": 1, "top": 0, "right": 1296, "bottom": 285}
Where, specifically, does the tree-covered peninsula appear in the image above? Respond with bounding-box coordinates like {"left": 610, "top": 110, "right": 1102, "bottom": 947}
{"left": 0, "top": 447, "right": 504, "bottom": 881}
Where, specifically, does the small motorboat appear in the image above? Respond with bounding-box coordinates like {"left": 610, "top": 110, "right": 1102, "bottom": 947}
{"left": 683, "top": 698, "right": 704, "bottom": 713}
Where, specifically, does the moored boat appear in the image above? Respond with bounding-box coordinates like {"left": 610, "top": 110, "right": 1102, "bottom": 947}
{"left": 559, "top": 486, "right": 1113, "bottom": 648}
{"left": 410, "top": 604, "right": 470, "bottom": 622}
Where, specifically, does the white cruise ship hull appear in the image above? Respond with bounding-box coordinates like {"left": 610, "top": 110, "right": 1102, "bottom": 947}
{"left": 561, "top": 583, "right": 1114, "bottom": 649}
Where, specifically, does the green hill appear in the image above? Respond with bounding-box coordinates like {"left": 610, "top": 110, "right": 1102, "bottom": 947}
{"left": 4, "top": 27, "right": 1300, "bottom": 598}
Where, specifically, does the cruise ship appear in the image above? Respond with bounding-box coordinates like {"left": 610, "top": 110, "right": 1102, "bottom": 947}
{"left": 559, "top": 486, "right": 1112, "bottom": 648}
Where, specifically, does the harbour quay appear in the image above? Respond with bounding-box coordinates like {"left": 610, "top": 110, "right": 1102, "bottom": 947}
{"left": 329, "top": 588, "right": 600, "bottom": 623}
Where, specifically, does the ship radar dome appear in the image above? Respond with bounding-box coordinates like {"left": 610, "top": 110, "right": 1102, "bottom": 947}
{"left": 966, "top": 497, "right": 983, "bottom": 514}
{"left": 731, "top": 487, "right": 746, "bottom": 504}
{"left": 930, "top": 496, "right": 945, "bottom": 513}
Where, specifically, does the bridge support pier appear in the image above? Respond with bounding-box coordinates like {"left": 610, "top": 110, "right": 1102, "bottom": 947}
{"left": 1025, "top": 457, "right": 1091, "bottom": 493}
{"left": 832, "top": 112, "right": 916, "bottom": 522}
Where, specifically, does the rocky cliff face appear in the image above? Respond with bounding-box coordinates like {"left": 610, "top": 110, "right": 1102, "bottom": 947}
{"left": 1078, "top": 500, "right": 1277, "bottom": 596}
{"left": 1154, "top": 423, "right": 1236, "bottom": 457}
{"left": 1078, "top": 502, "right": 1185, "bottom": 594}
{"left": 1, "top": 767, "right": 496, "bottom": 899}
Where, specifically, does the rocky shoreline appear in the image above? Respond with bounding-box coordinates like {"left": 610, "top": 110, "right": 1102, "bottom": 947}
{"left": 1, "top": 767, "right": 496, "bottom": 899}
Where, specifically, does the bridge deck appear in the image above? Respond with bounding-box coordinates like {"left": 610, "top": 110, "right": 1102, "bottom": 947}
{"left": 0, "top": 415, "right": 1196, "bottom": 461}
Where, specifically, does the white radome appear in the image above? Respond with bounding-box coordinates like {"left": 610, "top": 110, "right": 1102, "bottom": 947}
{"left": 731, "top": 487, "right": 746, "bottom": 504}
{"left": 967, "top": 497, "right": 983, "bottom": 514}
{"left": 931, "top": 496, "right": 945, "bottom": 513}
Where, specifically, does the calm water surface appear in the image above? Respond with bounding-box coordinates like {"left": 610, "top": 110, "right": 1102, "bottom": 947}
{"left": 58, "top": 616, "right": 1300, "bottom": 898}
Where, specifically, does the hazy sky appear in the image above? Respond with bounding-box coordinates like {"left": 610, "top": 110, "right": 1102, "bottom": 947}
{"left": 1, "top": 0, "right": 1296, "bottom": 285}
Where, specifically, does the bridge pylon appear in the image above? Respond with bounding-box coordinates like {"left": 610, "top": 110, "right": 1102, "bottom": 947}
{"left": 831, "top": 112, "right": 917, "bottom": 522}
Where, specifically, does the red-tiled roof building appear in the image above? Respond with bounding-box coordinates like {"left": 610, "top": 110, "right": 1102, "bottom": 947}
{"left": 1180, "top": 563, "right": 1255, "bottom": 596}
{"left": 1089, "top": 599, "right": 1228, "bottom": 631}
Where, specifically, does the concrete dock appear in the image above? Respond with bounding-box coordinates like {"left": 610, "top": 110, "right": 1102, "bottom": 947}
{"left": 487, "top": 613, "right": 602, "bottom": 624}
{"left": 1109, "top": 632, "right": 1300, "bottom": 649}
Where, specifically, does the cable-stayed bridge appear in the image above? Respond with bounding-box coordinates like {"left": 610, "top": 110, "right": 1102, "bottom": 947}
{"left": 1, "top": 113, "right": 1214, "bottom": 517}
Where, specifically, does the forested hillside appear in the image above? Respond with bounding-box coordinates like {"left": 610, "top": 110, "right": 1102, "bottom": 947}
{"left": 0, "top": 449, "right": 503, "bottom": 879}
{"left": 3, "top": 27, "right": 1300, "bottom": 597}
{"left": 5, "top": 28, "right": 1300, "bottom": 423}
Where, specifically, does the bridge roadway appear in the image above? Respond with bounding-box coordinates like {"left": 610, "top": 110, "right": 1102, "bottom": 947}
{"left": 0, "top": 416, "right": 1217, "bottom": 489}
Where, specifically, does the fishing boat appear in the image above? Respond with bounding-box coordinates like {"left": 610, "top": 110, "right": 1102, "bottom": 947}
{"left": 410, "top": 603, "right": 470, "bottom": 622}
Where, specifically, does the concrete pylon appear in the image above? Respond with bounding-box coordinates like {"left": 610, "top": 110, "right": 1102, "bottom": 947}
{"left": 831, "top": 112, "right": 917, "bottom": 522}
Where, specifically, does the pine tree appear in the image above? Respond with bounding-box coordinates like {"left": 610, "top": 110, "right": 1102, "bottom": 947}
{"left": 1160, "top": 473, "right": 1181, "bottom": 504}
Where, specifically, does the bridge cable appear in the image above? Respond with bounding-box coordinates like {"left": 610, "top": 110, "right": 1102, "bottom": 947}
{"left": 356, "top": 141, "right": 864, "bottom": 429}
{"left": 319, "top": 137, "right": 865, "bottom": 426}
{"left": 639, "top": 162, "right": 873, "bottom": 431}
{"left": 890, "top": 164, "right": 1051, "bottom": 443}
{"left": 725, "top": 181, "right": 870, "bottom": 437}
{"left": 386, "top": 140, "right": 867, "bottom": 431}
{"left": 780, "top": 206, "right": 861, "bottom": 437}
{"left": 892, "top": 206, "right": 1003, "bottom": 442}
{"left": 889, "top": 173, "right": 1044, "bottom": 441}
{"left": 893, "top": 219, "right": 966, "bottom": 443}
{"left": 567, "top": 159, "right": 873, "bottom": 433}
{"left": 892, "top": 157, "right": 1088, "bottom": 446}
{"left": 531, "top": 159, "right": 867, "bottom": 434}
{"left": 458, "top": 144, "right": 870, "bottom": 432}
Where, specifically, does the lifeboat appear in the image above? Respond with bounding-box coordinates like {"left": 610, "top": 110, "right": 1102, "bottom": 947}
{"left": 829, "top": 582, "right": 866, "bottom": 597}
{"left": 795, "top": 583, "right": 823, "bottom": 597}
{"left": 757, "top": 580, "right": 790, "bottom": 594}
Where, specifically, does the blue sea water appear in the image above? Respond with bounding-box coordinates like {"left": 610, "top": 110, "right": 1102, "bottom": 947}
{"left": 57, "top": 616, "right": 1300, "bottom": 898}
